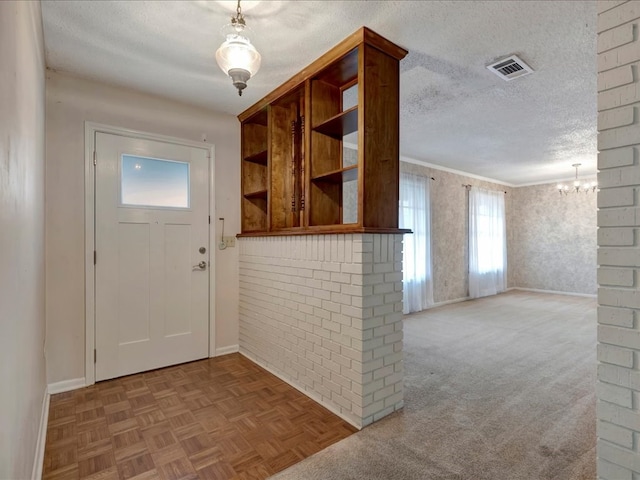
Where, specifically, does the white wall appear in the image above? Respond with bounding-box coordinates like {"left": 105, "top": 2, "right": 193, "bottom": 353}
{"left": 0, "top": 1, "right": 47, "bottom": 478}
{"left": 45, "top": 71, "right": 241, "bottom": 384}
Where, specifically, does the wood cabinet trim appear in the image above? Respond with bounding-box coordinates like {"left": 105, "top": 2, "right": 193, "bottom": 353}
{"left": 238, "top": 227, "right": 411, "bottom": 237}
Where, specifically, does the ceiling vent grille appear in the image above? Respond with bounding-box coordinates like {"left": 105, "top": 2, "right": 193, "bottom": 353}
{"left": 486, "top": 55, "right": 533, "bottom": 81}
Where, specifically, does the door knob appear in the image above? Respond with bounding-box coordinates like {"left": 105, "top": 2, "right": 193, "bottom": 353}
{"left": 193, "top": 261, "right": 207, "bottom": 270}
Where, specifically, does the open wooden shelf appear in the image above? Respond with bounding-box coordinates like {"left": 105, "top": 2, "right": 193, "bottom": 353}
{"left": 238, "top": 27, "right": 407, "bottom": 235}
{"left": 311, "top": 165, "right": 358, "bottom": 184}
{"left": 313, "top": 106, "right": 358, "bottom": 140}
{"left": 243, "top": 189, "right": 268, "bottom": 200}
{"left": 241, "top": 111, "right": 268, "bottom": 232}
{"left": 314, "top": 48, "right": 359, "bottom": 87}
{"left": 244, "top": 150, "right": 268, "bottom": 165}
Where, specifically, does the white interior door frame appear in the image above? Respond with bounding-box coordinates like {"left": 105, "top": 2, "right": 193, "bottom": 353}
{"left": 84, "top": 122, "right": 216, "bottom": 386}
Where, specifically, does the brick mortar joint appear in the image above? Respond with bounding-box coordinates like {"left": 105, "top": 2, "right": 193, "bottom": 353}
{"left": 597, "top": 20, "right": 640, "bottom": 36}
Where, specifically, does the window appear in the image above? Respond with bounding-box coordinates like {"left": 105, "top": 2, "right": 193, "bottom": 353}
{"left": 400, "top": 172, "right": 433, "bottom": 313}
{"left": 468, "top": 187, "right": 507, "bottom": 298}
{"left": 121, "top": 155, "right": 190, "bottom": 208}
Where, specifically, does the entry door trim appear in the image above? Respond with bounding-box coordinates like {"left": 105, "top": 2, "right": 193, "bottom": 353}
{"left": 84, "top": 122, "right": 216, "bottom": 386}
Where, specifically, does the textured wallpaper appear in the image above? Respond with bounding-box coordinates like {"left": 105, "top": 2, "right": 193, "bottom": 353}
{"left": 399, "top": 162, "right": 597, "bottom": 302}
{"left": 510, "top": 180, "right": 597, "bottom": 295}
{"left": 400, "top": 162, "right": 514, "bottom": 304}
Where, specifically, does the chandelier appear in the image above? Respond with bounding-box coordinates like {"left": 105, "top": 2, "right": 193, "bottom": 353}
{"left": 557, "top": 163, "right": 597, "bottom": 195}
{"left": 215, "top": 0, "right": 261, "bottom": 96}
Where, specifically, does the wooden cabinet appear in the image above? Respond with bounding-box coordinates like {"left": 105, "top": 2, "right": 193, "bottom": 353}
{"left": 239, "top": 27, "right": 407, "bottom": 235}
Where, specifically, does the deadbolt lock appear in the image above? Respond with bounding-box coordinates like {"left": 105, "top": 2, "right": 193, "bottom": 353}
{"left": 199, "top": 247, "right": 206, "bottom": 254}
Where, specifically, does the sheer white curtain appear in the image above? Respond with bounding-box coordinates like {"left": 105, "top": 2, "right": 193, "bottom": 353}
{"left": 400, "top": 172, "right": 434, "bottom": 313}
{"left": 468, "top": 187, "right": 507, "bottom": 298}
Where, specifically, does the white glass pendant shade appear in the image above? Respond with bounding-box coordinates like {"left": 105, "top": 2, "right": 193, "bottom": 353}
{"left": 215, "top": 25, "right": 261, "bottom": 96}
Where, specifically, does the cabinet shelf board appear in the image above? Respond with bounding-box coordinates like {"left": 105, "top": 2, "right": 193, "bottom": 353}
{"left": 243, "top": 150, "right": 268, "bottom": 165}
{"left": 312, "top": 164, "right": 358, "bottom": 184}
{"left": 315, "top": 48, "right": 358, "bottom": 87}
{"left": 244, "top": 189, "right": 268, "bottom": 199}
{"left": 313, "top": 106, "right": 358, "bottom": 139}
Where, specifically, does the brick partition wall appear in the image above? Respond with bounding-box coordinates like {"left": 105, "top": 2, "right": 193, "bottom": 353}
{"left": 238, "top": 233, "right": 404, "bottom": 429}
{"left": 597, "top": 1, "right": 640, "bottom": 478}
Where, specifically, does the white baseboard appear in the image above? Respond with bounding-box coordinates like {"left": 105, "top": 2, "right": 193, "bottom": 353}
{"left": 511, "top": 287, "right": 597, "bottom": 298}
{"left": 238, "top": 349, "right": 362, "bottom": 430}
{"left": 31, "top": 386, "right": 49, "bottom": 480}
{"left": 215, "top": 344, "right": 239, "bottom": 356}
{"left": 47, "top": 377, "right": 86, "bottom": 395}
{"left": 432, "top": 296, "right": 470, "bottom": 308}
{"left": 429, "top": 289, "right": 596, "bottom": 309}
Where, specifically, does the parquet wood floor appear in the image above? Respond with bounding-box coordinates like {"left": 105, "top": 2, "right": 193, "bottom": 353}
{"left": 42, "top": 354, "right": 356, "bottom": 480}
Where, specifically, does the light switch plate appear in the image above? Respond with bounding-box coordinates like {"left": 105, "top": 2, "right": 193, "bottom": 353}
{"left": 223, "top": 236, "right": 236, "bottom": 248}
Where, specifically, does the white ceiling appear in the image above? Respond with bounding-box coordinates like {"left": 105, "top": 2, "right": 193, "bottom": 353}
{"left": 41, "top": 0, "right": 597, "bottom": 186}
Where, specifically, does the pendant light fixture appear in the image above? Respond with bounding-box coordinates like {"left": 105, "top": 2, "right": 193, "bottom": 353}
{"left": 215, "top": 0, "right": 261, "bottom": 96}
{"left": 557, "top": 163, "right": 597, "bottom": 195}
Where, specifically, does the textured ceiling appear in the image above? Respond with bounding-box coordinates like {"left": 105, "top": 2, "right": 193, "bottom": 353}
{"left": 41, "top": 0, "right": 597, "bottom": 185}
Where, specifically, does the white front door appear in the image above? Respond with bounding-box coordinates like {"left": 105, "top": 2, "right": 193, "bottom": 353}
{"left": 95, "top": 132, "right": 210, "bottom": 381}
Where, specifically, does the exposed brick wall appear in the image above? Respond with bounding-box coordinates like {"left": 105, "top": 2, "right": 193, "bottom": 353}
{"left": 597, "top": 1, "right": 640, "bottom": 478}
{"left": 238, "top": 234, "right": 404, "bottom": 428}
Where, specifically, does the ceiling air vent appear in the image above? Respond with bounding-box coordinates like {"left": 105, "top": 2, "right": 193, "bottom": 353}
{"left": 486, "top": 55, "right": 533, "bottom": 81}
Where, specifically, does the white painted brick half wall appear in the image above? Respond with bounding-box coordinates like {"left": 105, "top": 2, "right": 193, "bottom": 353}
{"left": 238, "top": 234, "right": 404, "bottom": 429}
{"left": 597, "top": 2, "right": 640, "bottom": 478}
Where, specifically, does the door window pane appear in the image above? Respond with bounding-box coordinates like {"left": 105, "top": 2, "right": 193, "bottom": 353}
{"left": 121, "top": 155, "right": 190, "bottom": 208}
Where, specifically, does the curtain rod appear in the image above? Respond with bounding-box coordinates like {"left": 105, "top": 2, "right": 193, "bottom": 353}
{"left": 462, "top": 184, "right": 507, "bottom": 194}
{"left": 403, "top": 172, "right": 435, "bottom": 180}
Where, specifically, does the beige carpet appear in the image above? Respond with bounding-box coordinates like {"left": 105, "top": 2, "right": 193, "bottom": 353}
{"left": 270, "top": 290, "right": 596, "bottom": 480}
